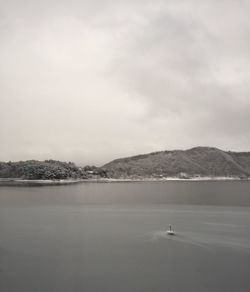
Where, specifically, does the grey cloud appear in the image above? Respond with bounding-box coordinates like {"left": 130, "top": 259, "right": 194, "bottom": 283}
{"left": 111, "top": 0, "right": 250, "bottom": 141}
{"left": 0, "top": 0, "right": 250, "bottom": 164}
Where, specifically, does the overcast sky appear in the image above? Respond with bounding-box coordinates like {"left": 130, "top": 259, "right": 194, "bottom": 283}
{"left": 0, "top": 0, "right": 250, "bottom": 165}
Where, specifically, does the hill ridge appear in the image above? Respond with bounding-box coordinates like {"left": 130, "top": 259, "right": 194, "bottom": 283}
{"left": 102, "top": 147, "right": 250, "bottom": 178}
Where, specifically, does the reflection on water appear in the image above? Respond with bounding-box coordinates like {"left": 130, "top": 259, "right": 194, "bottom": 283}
{"left": 0, "top": 181, "right": 250, "bottom": 292}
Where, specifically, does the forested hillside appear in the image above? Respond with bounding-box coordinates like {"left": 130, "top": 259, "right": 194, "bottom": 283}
{"left": 0, "top": 160, "right": 106, "bottom": 180}
{"left": 102, "top": 147, "right": 250, "bottom": 179}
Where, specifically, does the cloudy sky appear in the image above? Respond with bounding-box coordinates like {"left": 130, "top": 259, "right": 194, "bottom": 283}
{"left": 0, "top": 0, "right": 250, "bottom": 165}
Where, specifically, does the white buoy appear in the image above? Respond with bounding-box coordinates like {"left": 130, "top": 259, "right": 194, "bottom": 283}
{"left": 167, "top": 224, "right": 175, "bottom": 235}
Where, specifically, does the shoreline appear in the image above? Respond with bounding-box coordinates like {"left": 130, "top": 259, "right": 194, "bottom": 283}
{"left": 0, "top": 178, "right": 83, "bottom": 186}
{"left": 0, "top": 176, "right": 249, "bottom": 186}
{"left": 102, "top": 177, "right": 249, "bottom": 182}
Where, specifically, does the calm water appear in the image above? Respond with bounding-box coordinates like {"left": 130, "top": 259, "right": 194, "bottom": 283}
{"left": 0, "top": 181, "right": 250, "bottom": 292}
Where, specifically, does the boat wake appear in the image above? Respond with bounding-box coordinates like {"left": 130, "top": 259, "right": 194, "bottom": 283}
{"left": 147, "top": 230, "right": 250, "bottom": 251}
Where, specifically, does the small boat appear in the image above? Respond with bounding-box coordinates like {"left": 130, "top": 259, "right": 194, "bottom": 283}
{"left": 167, "top": 224, "right": 175, "bottom": 235}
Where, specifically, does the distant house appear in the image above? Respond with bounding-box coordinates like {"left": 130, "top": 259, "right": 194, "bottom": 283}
{"left": 86, "top": 170, "right": 94, "bottom": 174}
{"left": 178, "top": 172, "right": 190, "bottom": 179}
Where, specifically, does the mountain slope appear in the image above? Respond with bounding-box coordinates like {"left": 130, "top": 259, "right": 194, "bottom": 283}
{"left": 102, "top": 147, "right": 250, "bottom": 178}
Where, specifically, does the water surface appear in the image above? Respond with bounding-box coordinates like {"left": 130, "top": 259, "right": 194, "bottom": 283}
{"left": 0, "top": 181, "right": 250, "bottom": 292}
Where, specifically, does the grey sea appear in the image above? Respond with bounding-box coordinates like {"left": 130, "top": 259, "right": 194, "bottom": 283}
{"left": 1, "top": 181, "right": 250, "bottom": 292}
